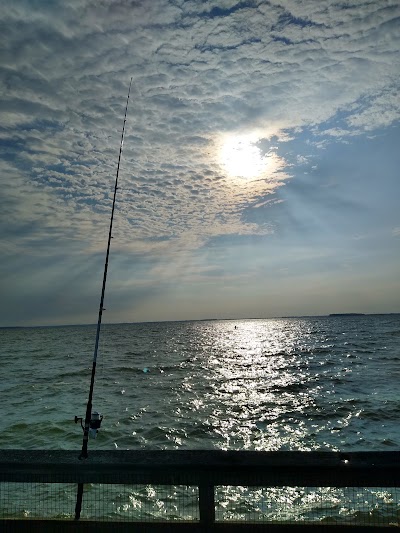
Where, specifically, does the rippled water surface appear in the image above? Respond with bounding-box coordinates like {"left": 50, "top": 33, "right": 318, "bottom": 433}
{"left": 1, "top": 315, "right": 399, "bottom": 451}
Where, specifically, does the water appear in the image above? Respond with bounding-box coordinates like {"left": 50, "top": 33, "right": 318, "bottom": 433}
{"left": 1, "top": 315, "right": 400, "bottom": 524}
{"left": 0, "top": 315, "right": 399, "bottom": 451}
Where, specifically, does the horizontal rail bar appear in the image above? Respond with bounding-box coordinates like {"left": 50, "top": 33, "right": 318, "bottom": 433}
{"left": 0, "top": 519, "right": 397, "bottom": 532}
{"left": 0, "top": 450, "right": 399, "bottom": 487}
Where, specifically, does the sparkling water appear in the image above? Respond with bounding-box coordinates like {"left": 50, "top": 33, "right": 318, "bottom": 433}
{"left": 1, "top": 315, "right": 399, "bottom": 452}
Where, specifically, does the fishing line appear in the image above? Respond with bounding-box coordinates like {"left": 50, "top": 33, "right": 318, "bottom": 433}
{"left": 74, "top": 77, "right": 133, "bottom": 520}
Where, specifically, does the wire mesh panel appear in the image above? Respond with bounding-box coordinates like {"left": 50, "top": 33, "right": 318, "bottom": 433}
{"left": 80, "top": 484, "right": 199, "bottom": 522}
{"left": 0, "top": 482, "right": 76, "bottom": 519}
{"left": 215, "top": 485, "right": 400, "bottom": 527}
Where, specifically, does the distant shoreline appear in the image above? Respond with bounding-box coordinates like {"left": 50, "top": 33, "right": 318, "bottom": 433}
{"left": 328, "top": 313, "right": 365, "bottom": 317}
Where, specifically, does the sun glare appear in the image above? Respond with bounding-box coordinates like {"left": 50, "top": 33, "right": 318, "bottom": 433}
{"left": 220, "top": 134, "right": 268, "bottom": 179}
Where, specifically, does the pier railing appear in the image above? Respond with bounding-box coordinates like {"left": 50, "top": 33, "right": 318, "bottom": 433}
{"left": 0, "top": 450, "right": 399, "bottom": 531}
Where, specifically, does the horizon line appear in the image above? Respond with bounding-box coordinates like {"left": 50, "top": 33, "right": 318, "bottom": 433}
{"left": 1, "top": 312, "right": 399, "bottom": 329}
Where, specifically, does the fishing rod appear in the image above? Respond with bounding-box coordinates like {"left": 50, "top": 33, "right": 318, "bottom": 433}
{"left": 75, "top": 77, "right": 133, "bottom": 461}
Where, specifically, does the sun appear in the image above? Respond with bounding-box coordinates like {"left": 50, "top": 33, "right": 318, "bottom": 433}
{"left": 220, "top": 133, "right": 268, "bottom": 179}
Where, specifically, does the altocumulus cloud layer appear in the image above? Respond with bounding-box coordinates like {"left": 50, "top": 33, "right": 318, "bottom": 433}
{"left": 0, "top": 0, "right": 399, "bottom": 325}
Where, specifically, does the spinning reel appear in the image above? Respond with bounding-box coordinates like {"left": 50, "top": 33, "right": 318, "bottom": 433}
{"left": 75, "top": 411, "right": 103, "bottom": 439}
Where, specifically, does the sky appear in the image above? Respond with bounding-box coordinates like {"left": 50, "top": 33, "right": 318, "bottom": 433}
{"left": 0, "top": 0, "right": 399, "bottom": 327}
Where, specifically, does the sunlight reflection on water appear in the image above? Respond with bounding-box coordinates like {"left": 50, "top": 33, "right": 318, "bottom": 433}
{"left": 197, "top": 320, "right": 323, "bottom": 451}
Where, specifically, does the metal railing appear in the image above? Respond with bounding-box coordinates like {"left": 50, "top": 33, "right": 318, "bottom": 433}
{"left": 1, "top": 450, "right": 399, "bottom": 531}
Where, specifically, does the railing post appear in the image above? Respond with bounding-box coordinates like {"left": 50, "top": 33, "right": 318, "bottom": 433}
{"left": 199, "top": 484, "right": 215, "bottom": 526}
{"left": 74, "top": 482, "right": 84, "bottom": 520}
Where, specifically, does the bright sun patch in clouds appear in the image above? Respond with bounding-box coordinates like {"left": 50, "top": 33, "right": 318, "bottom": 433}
{"left": 221, "top": 134, "right": 269, "bottom": 179}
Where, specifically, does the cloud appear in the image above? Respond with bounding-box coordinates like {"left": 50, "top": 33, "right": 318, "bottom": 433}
{"left": 0, "top": 0, "right": 399, "bottom": 324}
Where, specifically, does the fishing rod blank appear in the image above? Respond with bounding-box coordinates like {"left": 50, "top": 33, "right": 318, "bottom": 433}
{"left": 74, "top": 79, "right": 133, "bottom": 521}
{"left": 75, "top": 77, "right": 133, "bottom": 460}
